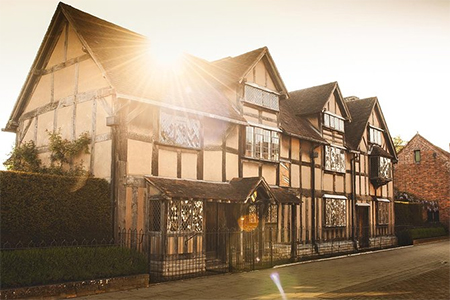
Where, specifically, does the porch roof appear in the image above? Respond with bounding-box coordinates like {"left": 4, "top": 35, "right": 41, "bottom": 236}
{"left": 145, "top": 176, "right": 300, "bottom": 204}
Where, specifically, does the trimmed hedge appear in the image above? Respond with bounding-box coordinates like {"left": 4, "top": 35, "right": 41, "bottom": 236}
{"left": 0, "top": 246, "right": 147, "bottom": 289}
{"left": 396, "top": 226, "right": 448, "bottom": 246}
{"left": 0, "top": 171, "right": 111, "bottom": 245}
{"left": 410, "top": 226, "right": 448, "bottom": 239}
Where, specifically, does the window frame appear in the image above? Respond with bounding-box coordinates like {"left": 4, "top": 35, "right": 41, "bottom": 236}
{"left": 378, "top": 156, "right": 392, "bottom": 179}
{"left": 323, "top": 111, "right": 345, "bottom": 132}
{"left": 244, "top": 84, "right": 280, "bottom": 111}
{"left": 245, "top": 125, "right": 280, "bottom": 162}
{"left": 369, "top": 125, "right": 383, "bottom": 146}
{"left": 376, "top": 199, "right": 390, "bottom": 225}
{"left": 167, "top": 199, "right": 204, "bottom": 233}
{"left": 324, "top": 145, "right": 346, "bottom": 173}
{"left": 414, "top": 150, "right": 421, "bottom": 163}
{"left": 323, "top": 195, "right": 347, "bottom": 228}
{"left": 159, "top": 111, "right": 201, "bottom": 149}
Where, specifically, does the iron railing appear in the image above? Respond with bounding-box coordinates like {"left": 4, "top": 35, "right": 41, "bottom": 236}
{"left": 1, "top": 226, "right": 399, "bottom": 283}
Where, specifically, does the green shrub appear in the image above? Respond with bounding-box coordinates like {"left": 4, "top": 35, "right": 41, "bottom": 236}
{"left": 396, "top": 226, "right": 448, "bottom": 246}
{"left": 0, "top": 171, "right": 111, "bottom": 245}
{"left": 410, "top": 226, "right": 448, "bottom": 239}
{"left": 0, "top": 246, "right": 148, "bottom": 289}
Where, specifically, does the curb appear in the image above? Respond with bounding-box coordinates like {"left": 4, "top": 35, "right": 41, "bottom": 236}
{"left": 0, "top": 274, "right": 149, "bottom": 300}
{"left": 413, "top": 236, "right": 449, "bottom": 245}
{"left": 273, "top": 245, "right": 414, "bottom": 269}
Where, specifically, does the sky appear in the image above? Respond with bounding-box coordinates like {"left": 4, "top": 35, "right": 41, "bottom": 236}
{"left": 0, "top": 0, "right": 449, "bottom": 169}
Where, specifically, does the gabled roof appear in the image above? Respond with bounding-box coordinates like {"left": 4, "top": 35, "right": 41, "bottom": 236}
{"left": 145, "top": 176, "right": 300, "bottom": 204}
{"left": 279, "top": 99, "right": 327, "bottom": 144}
{"left": 4, "top": 2, "right": 246, "bottom": 132}
{"left": 398, "top": 133, "right": 450, "bottom": 159}
{"left": 345, "top": 97, "right": 377, "bottom": 150}
{"left": 212, "top": 47, "right": 265, "bottom": 84}
{"left": 211, "top": 47, "right": 289, "bottom": 98}
{"left": 63, "top": 3, "right": 246, "bottom": 124}
{"left": 345, "top": 97, "right": 397, "bottom": 160}
{"left": 288, "top": 82, "right": 350, "bottom": 119}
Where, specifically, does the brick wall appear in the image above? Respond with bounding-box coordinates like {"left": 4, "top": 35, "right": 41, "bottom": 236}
{"left": 394, "top": 135, "right": 450, "bottom": 228}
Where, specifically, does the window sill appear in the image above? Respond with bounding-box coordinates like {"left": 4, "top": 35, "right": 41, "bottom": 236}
{"left": 324, "top": 169, "right": 346, "bottom": 175}
{"left": 242, "top": 156, "right": 279, "bottom": 164}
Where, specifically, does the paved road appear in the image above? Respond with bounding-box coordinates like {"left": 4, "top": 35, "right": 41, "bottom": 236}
{"left": 79, "top": 240, "right": 449, "bottom": 300}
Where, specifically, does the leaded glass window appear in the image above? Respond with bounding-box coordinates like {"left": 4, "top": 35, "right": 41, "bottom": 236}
{"left": 323, "top": 112, "right": 344, "bottom": 132}
{"left": 167, "top": 199, "right": 203, "bottom": 233}
{"left": 266, "top": 204, "right": 278, "bottom": 223}
{"left": 168, "top": 201, "right": 179, "bottom": 232}
{"left": 160, "top": 111, "right": 201, "bottom": 148}
{"left": 324, "top": 198, "right": 347, "bottom": 227}
{"left": 245, "top": 126, "right": 254, "bottom": 157}
{"left": 255, "top": 128, "right": 263, "bottom": 158}
{"left": 245, "top": 125, "right": 280, "bottom": 161}
{"left": 192, "top": 201, "right": 203, "bottom": 232}
{"left": 370, "top": 156, "right": 392, "bottom": 185}
{"left": 262, "top": 130, "right": 270, "bottom": 159}
{"left": 377, "top": 201, "right": 389, "bottom": 225}
{"left": 325, "top": 145, "right": 346, "bottom": 173}
{"left": 149, "top": 200, "right": 161, "bottom": 231}
{"left": 244, "top": 84, "right": 279, "bottom": 110}
{"left": 249, "top": 204, "right": 258, "bottom": 224}
{"left": 271, "top": 131, "right": 280, "bottom": 161}
{"left": 369, "top": 126, "right": 383, "bottom": 145}
{"left": 379, "top": 157, "right": 392, "bottom": 179}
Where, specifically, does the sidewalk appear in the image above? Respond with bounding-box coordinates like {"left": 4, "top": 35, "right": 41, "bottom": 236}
{"left": 78, "top": 240, "right": 450, "bottom": 300}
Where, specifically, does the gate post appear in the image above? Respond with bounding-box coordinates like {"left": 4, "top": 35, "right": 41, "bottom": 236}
{"left": 228, "top": 229, "right": 232, "bottom": 272}
{"left": 252, "top": 230, "right": 255, "bottom": 270}
{"left": 270, "top": 226, "right": 273, "bottom": 267}
{"left": 147, "top": 231, "right": 151, "bottom": 280}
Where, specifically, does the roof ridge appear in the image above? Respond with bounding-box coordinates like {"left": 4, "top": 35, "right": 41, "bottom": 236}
{"left": 407, "top": 134, "right": 450, "bottom": 157}
{"left": 290, "top": 81, "right": 337, "bottom": 94}
{"left": 212, "top": 46, "right": 267, "bottom": 63}
{"left": 58, "top": 2, "right": 145, "bottom": 38}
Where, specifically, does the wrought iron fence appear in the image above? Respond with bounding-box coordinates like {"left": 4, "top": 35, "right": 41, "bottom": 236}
{"left": 1, "top": 237, "right": 115, "bottom": 250}
{"left": 1, "top": 226, "right": 399, "bottom": 284}
{"left": 143, "top": 226, "right": 398, "bottom": 283}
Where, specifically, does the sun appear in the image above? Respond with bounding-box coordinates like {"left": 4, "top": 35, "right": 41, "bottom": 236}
{"left": 148, "top": 42, "right": 183, "bottom": 70}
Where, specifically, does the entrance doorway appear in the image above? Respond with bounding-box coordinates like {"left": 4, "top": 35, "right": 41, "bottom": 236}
{"left": 356, "top": 206, "right": 369, "bottom": 248}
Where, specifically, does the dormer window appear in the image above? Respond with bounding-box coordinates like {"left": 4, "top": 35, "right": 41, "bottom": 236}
{"left": 323, "top": 111, "right": 344, "bottom": 132}
{"left": 369, "top": 126, "right": 383, "bottom": 145}
{"left": 244, "top": 84, "right": 279, "bottom": 111}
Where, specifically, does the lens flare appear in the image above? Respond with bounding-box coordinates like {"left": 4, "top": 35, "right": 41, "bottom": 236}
{"left": 237, "top": 214, "right": 259, "bottom": 232}
{"left": 270, "top": 272, "right": 287, "bottom": 300}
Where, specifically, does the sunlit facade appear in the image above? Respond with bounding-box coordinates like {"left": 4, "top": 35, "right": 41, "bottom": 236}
{"left": 4, "top": 3, "right": 399, "bottom": 278}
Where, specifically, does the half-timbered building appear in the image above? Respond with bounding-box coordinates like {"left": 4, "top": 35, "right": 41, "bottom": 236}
{"left": 3, "top": 3, "right": 398, "bottom": 279}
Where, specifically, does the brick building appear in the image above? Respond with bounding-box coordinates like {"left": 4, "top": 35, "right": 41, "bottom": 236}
{"left": 394, "top": 134, "right": 450, "bottom": 229}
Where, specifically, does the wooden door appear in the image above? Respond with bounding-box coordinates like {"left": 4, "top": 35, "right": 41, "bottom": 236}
{"left": 357, "top": 206, "right": 369, "bottom": 248}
